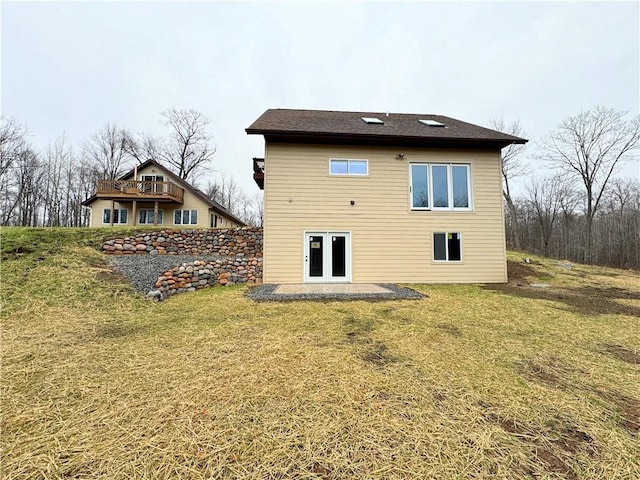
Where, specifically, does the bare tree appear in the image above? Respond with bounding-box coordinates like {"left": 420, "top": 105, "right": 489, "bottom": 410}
{"left": 539, "top": 106, "right": 640, "bottom": 261}
{"left": 123, "top": 131, "right": 160, "bottom": 165}
{"left": 489, "top": 119, "right": 528, "bottom": 249}
{"left": 205, "top": 174, "right": 240, "bottom": 213}
{"left": 205, "top": 174, "right": 263, "bottom": 226}
{"left": 0, "top": 117, "right": 28, "bottom": 181}
{"left": 524, "top": 174, "right": 573, "bottom": 255}
{"left": 157, "top": 108, "right": 216, "bottom": 183}
{"left": 82, "top": 123, "right": 133, "bottom": 180}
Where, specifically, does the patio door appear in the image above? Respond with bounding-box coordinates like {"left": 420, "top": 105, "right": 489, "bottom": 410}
{"left": 304, "top": 232, "right": 351, "bottom": 283}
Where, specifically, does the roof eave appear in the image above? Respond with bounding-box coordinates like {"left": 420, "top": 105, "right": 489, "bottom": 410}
{"left": 247, "top": 130, "right": 526, "bottom": 149}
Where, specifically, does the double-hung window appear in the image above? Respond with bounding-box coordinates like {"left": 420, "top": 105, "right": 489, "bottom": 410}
{"left": 330, "top": 158, "right": 368, "bottom": 175}
{"left": 174, "top": 209, "right": 198, "bottom": 225}
{"left": 103, "top": 208, "right": 128, "bottom": 224}
{"left": 139, "top": 209, "right": 163, "bottom": 225}
{"left": 410, "top": 163, "right": 471, "bottom": 210}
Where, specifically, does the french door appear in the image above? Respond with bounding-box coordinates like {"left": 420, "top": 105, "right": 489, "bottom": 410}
{"left": 304, "top": 232, "right": 351, "bottom": 283}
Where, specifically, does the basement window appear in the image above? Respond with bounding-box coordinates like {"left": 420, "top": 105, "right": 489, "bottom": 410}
{"left": 433, "top": 232, "right": 462, "bottom": 262}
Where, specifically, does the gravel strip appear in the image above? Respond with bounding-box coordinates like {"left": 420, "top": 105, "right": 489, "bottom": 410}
{"left": 246, "top": 283, "right": 425, "bottom": 302}
{"left": 107, "top": 255, "right": 221, "bottom": 293}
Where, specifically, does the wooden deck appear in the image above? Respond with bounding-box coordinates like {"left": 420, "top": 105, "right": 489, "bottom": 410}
{"left": 95, "top": 180, "right": 184, "bottom": 203}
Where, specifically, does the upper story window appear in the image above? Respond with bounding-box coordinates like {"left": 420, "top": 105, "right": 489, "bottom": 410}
{"left": 330, "top": 158, "right": 368, "bottom": 176}
{"left": 410, "top": 163, "right": 471, "bottom": 211}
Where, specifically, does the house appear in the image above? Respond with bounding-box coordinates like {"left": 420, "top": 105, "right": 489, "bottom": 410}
{"left": 246, "top": 109, "right": 527, "bottom": 284}
{"left": 82, "top": 159, "right": 245, "bottom": 228}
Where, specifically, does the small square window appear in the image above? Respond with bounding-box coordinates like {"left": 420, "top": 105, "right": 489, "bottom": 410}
{"left": 433, "top": 232, "right": 462, "bottom": 262}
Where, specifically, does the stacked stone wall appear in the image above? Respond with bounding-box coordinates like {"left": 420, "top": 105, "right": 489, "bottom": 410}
{"left": 101, "top": 227, "right": 262, "bottom": 256}
{"left": 102, "top": 227, "right": 263, "bottom": 299}
{"left": 151, "top": 257, "right": 263, "bottom": 299}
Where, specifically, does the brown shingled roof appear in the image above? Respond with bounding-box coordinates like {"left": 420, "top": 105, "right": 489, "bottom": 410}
{"left": 246, "top": 109, "right": 527, "bottom": 148}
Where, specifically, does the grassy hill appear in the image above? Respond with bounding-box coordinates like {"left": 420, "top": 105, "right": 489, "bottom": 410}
{"left": 1, "top": 227, "right": 639, "bottom": 479}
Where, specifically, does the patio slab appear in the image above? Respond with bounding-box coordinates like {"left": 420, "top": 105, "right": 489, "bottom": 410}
{"left": 246, "top": 283, "right": 425, "bottom": 302}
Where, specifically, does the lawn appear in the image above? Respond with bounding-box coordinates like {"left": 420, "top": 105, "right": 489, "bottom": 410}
{"left": 1, "top": 228, "right": 639, "bottom": 479}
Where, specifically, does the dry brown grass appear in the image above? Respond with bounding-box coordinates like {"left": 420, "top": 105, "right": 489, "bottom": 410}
{"left": 1, "top": 233, "right": 639, "bottom": 479}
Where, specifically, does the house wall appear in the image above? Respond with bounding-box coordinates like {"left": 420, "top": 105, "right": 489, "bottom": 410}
{"left": 87, "top": 164, "right": 241, "bottom": 228}
{"left": 263, "top": 143, "right": 507, "bottom": 284}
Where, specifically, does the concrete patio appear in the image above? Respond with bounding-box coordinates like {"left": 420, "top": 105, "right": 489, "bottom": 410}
{"left": 247, "top": 283, "right": 425, "bottom": 302}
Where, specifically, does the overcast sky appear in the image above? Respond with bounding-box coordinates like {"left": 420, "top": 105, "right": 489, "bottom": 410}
{"left": 2, "top": 1, "right": 639, "bottom": 196}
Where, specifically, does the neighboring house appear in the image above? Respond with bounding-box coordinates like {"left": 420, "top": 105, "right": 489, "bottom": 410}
{"left": 246, "top": 109, "right": 527, "bottom": 284}
{"left": 82, "top": 159, "right": 245, "bottom": 228}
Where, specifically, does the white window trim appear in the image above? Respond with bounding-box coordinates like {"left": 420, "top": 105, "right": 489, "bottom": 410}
{"left": 138, "top": 208, "right": 164, "bottom": 225}
{"left": 329, "top": 158, "right": 369, "bottom": 176}
{"left": 173, "top": 209, "right": 198, "bottom": 225}
{"left": 433, "top": 231, "right": 463, "bottom": 263}
{"left": 102, "top": 208, "right": 128, "bottom": 225}
{"left": 409, "top": 163, "right": 472, "bottom": 211}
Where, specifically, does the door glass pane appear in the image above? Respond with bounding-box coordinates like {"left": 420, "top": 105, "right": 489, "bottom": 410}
{"left": 411, "top": 165, "right": 429, "bottom": 208}
{"left": 309, "top": 236, "right": 323, "bottom": 277}
{"left": 452, "top": 166, "right": 469, "bottom": 208}
{"left": 142, "top": 175, "right": 153, "bottom": 193}
{"left": 331, "top": 236, "right": 346, "bottom": 277}
{"left": 434, "top": 233, "right": 447, "bottom": 261}
{"left": 432, "top": 165, "right": 449, "bottom": 207}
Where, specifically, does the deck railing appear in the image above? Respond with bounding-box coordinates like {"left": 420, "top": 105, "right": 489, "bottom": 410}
{"left": 96, "top": 180, "right": 184, "bottom": 202}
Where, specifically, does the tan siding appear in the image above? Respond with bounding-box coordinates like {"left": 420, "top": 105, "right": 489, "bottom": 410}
{"left": 88, "top": 164, "right": 241, "bottom": 228}
{"left": 263, "top": 143, "right": 507, "bottom": 283}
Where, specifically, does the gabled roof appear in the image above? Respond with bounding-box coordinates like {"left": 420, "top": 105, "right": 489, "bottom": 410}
{"left": 83, "top": 159, "right": 246, "bottom": 226}
{"left": 246, "top": 109, "right": 527, "bottom": 149}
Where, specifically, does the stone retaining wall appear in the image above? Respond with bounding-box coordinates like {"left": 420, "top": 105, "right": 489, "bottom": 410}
{"left": 101, "top": 227, "right": 262, "bottom": 256}
{"left": 102, "top": 227, "right": 263, "bottom": 300}
{"left": 149, "top": 257, "right": 263, "bottom": 299}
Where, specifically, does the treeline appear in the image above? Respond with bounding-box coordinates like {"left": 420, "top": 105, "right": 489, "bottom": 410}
{"left": 506, "top": 177, "right": 639, "bottom": 268}
{"left": 0, "top": 109, "right": 263, "bottom": 228}
{"left": 499, "top": 107, "right": 640, "bottom": 269}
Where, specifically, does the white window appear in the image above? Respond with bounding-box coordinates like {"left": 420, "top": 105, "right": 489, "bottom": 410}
{"left": 330, "top": 158, "right": 368, "bottom": 176}
{"left": 138, "top": 209, "right": 163, "bottom": 224}
{"left": 410, "top": 163, "right": 471, "bottom": 210}
{"left": 174, "top": 209, "right": 198, "bottom": 225}
{"left": 103, "top": 208, "right": 128, "bottom": 224}
{"left": 433, "top": 232, "right": 462, "bottom": 262}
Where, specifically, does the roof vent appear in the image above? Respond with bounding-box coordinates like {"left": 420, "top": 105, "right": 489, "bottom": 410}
{"left": 419, "top": 119, "right": 445, "bottom": 127}
{"left": 362, "top": 117, "right": 384, "bottom": 125}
